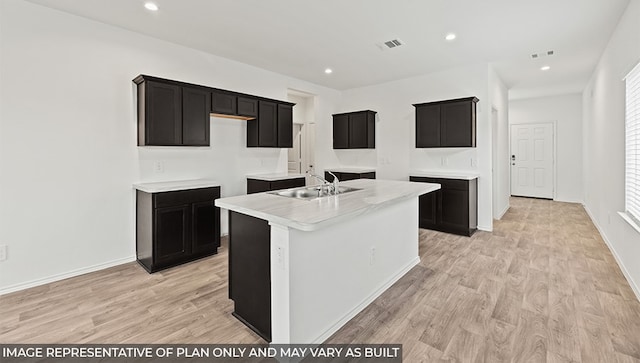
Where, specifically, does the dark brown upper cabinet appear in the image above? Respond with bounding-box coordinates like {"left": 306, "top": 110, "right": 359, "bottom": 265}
{"left": 237, "top": 97, "right": 258, "bottom": 118}
{"left": 134, "top": 75, "right": 293, "bottom": 148}
{"left": 277, "top": 104, "right": 293, "bottom": 148}
{"left": 414, "top": 97, "right": 478, "bottom": 148}
{"left": 135, "top": 75, "right": 211, "bottom": 146}
{"left": 211, "top": 93, "right": 259, "bottom": 120}
{"left": 211, "top": 91, "right": 237, "bottom": 115}
{"left": 332, "top": 110, "right": 376, "bottom": 149}
{"left": 247, "top": 101, "right": 294, "bottom": 148}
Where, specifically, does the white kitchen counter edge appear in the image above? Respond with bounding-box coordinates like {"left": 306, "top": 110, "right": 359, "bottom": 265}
{"left": 410, "top": 170, "right": 480, "bottom": 180}
{"left": 133, "top": 179, "right": 221, "bottom": 193}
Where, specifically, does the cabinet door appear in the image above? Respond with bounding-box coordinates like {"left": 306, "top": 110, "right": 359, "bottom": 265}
{"left": 182, "top": 86, "right": 211, "bottom": 146}
{"left": 145, "top": 81, "right": 182, "bottom": 146}
{"left": 415, "top": 104, "right": 440, "bottom": 148}
{"left": 277, "top": 104, "right": 293, "bottom": 148}
{"left": 154, "top": 205, "right": 190, "bottom": 267}
{"left": 211, "top": 91, "right": 236, "bottom": 115}
{"left": 441, "top": 100, "right": 474, "bottom": 147}
{"left": 237, "top": 97, "right": 258, "bottom": 118}
{"left": 191, "top": 200, "right": 219, "bottom": 254}
{"left": 418, "top": 191, "right": 438, "bottom": 228}
{"left": 229, "top": 211, "right": 272, "bottom": 341}
{"left": 333, "top": 114, "right": 349, "bottom": 149}
{"left": 349, "top": 112, "right": 369, "bottom": 148}
{"left": 258, "top": 101, "right": 278, "bottom": 147}
{"left": 439, "top": 186, "right": 469, "bottom": 232}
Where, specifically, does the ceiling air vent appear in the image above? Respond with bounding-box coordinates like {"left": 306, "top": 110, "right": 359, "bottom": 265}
{"left": 377, "top": 39, "right": 404, "bottom": 51}
{"left": 530, "top": 50, "right": 555, "bottom": 59}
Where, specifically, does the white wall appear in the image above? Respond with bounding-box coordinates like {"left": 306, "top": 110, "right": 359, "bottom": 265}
{"left": 329, "top": 64, "right": 495, "bottom": 230}
{"left": 0, "top": 0, "right": 340, "bottom": 292}
{"left": 510, "top": 93, "right": 583, "bottom": 203}
{"left": 489, "top": 66, "right": 511, "bottom": 219}
{"left": 582, "top": 0, "right": 640, "bottom": 298}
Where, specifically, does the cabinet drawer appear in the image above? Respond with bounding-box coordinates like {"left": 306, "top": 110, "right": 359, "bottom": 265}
{"left": 271, "top": 178, "right": 305, "bottom": 191}
{"left": 409, "top": 176, "right": 438, "bottom": 184}
{"left": 154, "top": 187, "right": 220, "bottom": 208}
{"left": 410, "top": 177, "right": 467, "bottom": 191}
{"left": 440, "top": 179, "right": 468, "bottom": 191}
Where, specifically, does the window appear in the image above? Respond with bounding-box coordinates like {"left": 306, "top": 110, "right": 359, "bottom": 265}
{"left": 625, "top": 61, "right": 640, "bottom": 225}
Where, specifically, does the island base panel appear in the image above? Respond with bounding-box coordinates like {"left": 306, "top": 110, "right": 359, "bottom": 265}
{"left": 270, "top": 197, "right": 420, "bottom": 343}
{"left": 229, "top": 211, "right": 271, "bottom": 341}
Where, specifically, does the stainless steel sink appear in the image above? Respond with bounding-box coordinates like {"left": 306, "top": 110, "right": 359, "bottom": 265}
{"left": 269, "top": 185, "right": 361, "bottom": 200}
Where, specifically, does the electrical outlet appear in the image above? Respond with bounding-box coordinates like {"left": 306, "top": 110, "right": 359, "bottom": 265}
{"left": 154, "top": 161, "right": 164, "bottom": 173}
{"left": 0, "top": 245, "right": 7, "bottom": 261}
{"left": 471, "top": 157, "right": 477, "bottom": 167}
{"left": 370, "top": 246, "right": 376, "bottom": 265}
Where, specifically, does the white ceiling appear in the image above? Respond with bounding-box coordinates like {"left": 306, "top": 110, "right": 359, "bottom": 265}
{"left": 25, "top": 0, "right": 630, "bottom": 98}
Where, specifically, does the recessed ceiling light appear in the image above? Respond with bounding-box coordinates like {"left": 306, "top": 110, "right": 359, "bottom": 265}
{"left": 541, "top": 65, "right": 551, "bottom": 71}
{"left": 324, "top": 68, "right": 333, "bottom": 74}
{"left": 144, "top": 2, "right": 159, "bottom": 11}
{"left": 445, "top": 33, "right": 457, "bottom": 41}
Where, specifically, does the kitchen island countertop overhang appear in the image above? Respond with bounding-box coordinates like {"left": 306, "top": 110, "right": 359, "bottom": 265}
{"left": 215, "top": 179, "right": 440, "bottom": 344}
{"left": 215, "top": 179, "right": 440, "bottom": 231}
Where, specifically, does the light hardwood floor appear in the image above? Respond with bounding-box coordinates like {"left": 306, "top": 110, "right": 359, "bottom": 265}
{"left": 1, "top": 197, "right": 640, "bottom": 362}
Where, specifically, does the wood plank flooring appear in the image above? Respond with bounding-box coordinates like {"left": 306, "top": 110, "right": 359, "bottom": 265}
{"left": 2, "top": 197, "right": 640, "bottom": 362}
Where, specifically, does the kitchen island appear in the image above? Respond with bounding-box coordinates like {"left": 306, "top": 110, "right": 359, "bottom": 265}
{"left": 215, "top": 179, "right": 439, "bottom": 344}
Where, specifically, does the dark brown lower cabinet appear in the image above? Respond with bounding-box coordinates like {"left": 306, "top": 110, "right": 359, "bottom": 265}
{"left": 246, "top": 177, "right": 306, "bottom": 194}
{"left": 136, "top": 187, "right": 221, "bottom": 273}
{"left": 324, "top": 171, "right": 376, "bottom": 182}
{"left": 409, "top": 176, "right": 477, "bottom": 236}
{"left": 229, "top": 211, "right": 271, "bottom": 341}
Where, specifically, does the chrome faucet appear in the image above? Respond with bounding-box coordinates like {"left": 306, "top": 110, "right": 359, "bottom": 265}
{"left": 327, "top": 171, "right": 340, "bottom": 194}
{"left": 308, "top": 172, "right": 340, "bottom": 195}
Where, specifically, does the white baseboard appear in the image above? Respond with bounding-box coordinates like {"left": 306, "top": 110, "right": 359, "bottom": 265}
{"left": 310, "top": 256, "right": 420, "bottom": 344}
{"left": 0, "top": 255, "right": 137, "bottom": 296}
{"left": 496, "top": 203, "right": 510, "bottom": 220}
{"left": 583, "top": 204, "right": 640, "bottom": 302}
{"left": 478, "top": 225, "right": 493, "bottom": 232}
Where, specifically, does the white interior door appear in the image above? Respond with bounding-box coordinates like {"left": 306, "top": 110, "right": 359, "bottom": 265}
{"left": 510, "top": 123, "right": 554, "bottom": 199}
{"left": 288, "top": 124, "right": 303, "bottom": 173}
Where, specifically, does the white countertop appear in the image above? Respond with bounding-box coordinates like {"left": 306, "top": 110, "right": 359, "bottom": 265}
{"left": 410, "top": 170, "right": 480, "bottom": 180}
{"left": 246, "top": 173, "right": 306, "bottom": 181}
{"left": 215, "top": 179, "right": 439, "bottom": 231}
{"left": 326, "top": 167, "right": 376, "bottom": 173}
{"left": 133, "top": 179, "right": 221, "bottom": 193}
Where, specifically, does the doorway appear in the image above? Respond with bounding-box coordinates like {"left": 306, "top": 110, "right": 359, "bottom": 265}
{"left": 288, "top": 124, "right": 303, "bottom": 173}
{"left": 510, "top": 122, "right": 554, "bottom": 199}
{"left": 287, "top": 90, "right": 316, "bottom": 185}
